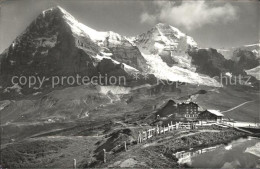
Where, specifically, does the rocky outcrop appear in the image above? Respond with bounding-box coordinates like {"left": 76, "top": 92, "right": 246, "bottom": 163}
{"left": 188, "top": 48, "right": 239, "bottom": 77}
{"left": 188, "top": 47, "right": 260, "bottom": 82}
{"left": 0, "top": 7, "right": 99, "bottom": 79}
{"left": 1, "top": 6, "right": 259, "bottom": 98}
{"left": 103, "top": 33, "right": 147, "bottom": 71}
{"left": 217, "top": 43, "right": 260, "bottom": 77}
{"left": 232, "top": 49, "right": 260, "bottom": 71}
{"left": 0, "top": 7, "right": 145, "bottom": 97}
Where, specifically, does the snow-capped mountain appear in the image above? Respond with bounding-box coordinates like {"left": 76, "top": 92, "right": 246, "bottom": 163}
{"left": 134, "top": 23, "right": 197, "bottom": 69}
{"left": 217, "top": 42, "right": 260, "bottom": 80}
{"left": 242, "top": 43, "right": 260, "bottom": 56}
{"left": 2, "top": 6, "right": 260, "bottom": 97}
{"left": 218, "top": 43, "right": 260, "bottom": 60}
{"left": 134, "top": 23, "right": 197, "bottom": 54}
{"left": 246, "top": 65, "right": 260, "bottom": 80}
{"left": 0, "top": 7, "right": 143, "bottom": 85}
{"left": 131, "top": 23, "right": 224, "bottom": 86}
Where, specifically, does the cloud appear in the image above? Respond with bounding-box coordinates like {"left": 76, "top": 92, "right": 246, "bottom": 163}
{"left": 140, "top": 1, "right": 238, "bottom": 30}
{"left": 140, "top": 12, "right": 157, "bottom": 24}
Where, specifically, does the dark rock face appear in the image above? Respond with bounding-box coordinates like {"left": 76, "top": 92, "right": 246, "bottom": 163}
{"left": 0, "top": 7, "right": 142, "bottom": 96}
{"left": 96, "top": 58, "right": 132, "bottom": 83}
{"left": 0, "top": 7, "right": 100, "bottom": 80}
{"left": 159, "top": 51, "right": 177, "bottom": 67}
{"left": 188, "top": 48, "right": 260, "bottom": 78}
{"left": 103, "top": 33, "right": 147, "bottom": 71}
{"left": 188, "top": 48, "right": 234, "bottom": 77}
{"left": 1, "top": 6, "right": 259, "bottom": 98}
{"left": 156, "top": 100, "right": 178, "bottom": 118}
{"left": 108, "top": 46, "right": 146, "bottom": 71}
{"left": 232, "top": 49, "right": 260, "bottom": 70}
{"left": 188, "top": 48, "right": 260, "bottom": 89}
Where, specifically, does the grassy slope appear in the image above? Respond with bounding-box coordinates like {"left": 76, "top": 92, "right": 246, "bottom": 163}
{"left": 194, "top": 86, "right": 260, "bottom": 122}
{"left": 1, "top": 83, "right": 259, "bottom": 142}
{"left": 0, "top": 83, "right": 259, "bottom": 168}
{"left": 1, "top": 136, "right": 101, "bottom": 168}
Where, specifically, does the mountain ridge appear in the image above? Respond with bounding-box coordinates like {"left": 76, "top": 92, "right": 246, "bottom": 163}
{"left": 0, "top": 6, "right": 259, "bottom": 98}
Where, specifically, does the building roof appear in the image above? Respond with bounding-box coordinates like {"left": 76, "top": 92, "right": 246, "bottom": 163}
{"left": 156, "top": 100, "right": 177, "bottom": 117}
{"left": 178, "top": 101, "right": 199, "bottom": 106}
{"left": 207, "top": 109, "right": 224, "bottom": 117}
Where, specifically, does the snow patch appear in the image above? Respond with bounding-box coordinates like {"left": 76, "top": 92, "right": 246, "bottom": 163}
{"left": 96, "top": 85, "right": 131, "bottom": 95}
{"left": 141, "top": 53, "right": 221, "bottom": 87}
{"left": 0, "top": 101, "right": 11, "bottom": 111}
{"left": 225, "top": 72, "right": 232, "bottom": 77}
{"left": 252, "top": 49, "right": 258, "bottom": 55}
{"left": 41, "top": 50, "right": 48, "bottom": 55}
{"left": 33, "top": 92, "right": 42, "bottom": 96}
{"left": 12, "top": 42, "right": 16, "bottom": 48}
{"left": 27, "top": 60, "right": 33, "bottom": 65}
{"left": 95, "top": 53, "right": 139, "bottom": 73}
{"left": 3, "top": 84, "right": 22, "bottom": 95}
{"left": 245, "top": 142, "right": 260, "bottom": 158}
{"left": 225, "top": 144, "right": 232, "bottom": 150}
{"left": 9, "top": 60, "right": 16, "bottom": 66}
{"left": 245, "top": 66, "right": 260, "bottom": 80}
{"left": 244, "top": 43, "right": 260, "bottom": 47}
{"left": 56, "top": 6, "right": 107, "bottom": 42}
{"left": 35, "top": 35, "right": 57, "bottom": 48}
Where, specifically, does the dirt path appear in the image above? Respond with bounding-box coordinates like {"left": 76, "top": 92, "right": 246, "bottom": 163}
{"left": 221, "top": 100, "right": 254, "bottom": 113}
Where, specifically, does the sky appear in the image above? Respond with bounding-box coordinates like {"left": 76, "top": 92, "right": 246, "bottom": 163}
{"left": 0, "top": 0, "right": 259, "bottom": 53}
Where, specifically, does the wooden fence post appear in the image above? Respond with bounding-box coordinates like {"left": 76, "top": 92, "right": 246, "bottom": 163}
{"left": 163, "top": 126, "right": 166, "bottom": 134}
{"left": 168, "top": 123, "right": 170, "bottom": 131}
{"left": 151, "top": 128, "right": 155, "bottom": 137}
{"left": 124, "top": 141, "right": 127, "bottom": 151}
{"left": 103, "top": 149, "right": 106, "bottom": 163}
{"left": 137, "top": 132, "right": 139, "bottom": 144}
{"left": 139, "top": 131, "right": 143, "bottom": 143}
{"left": 140, "top": 131, "right": 143, "bottom": 143}
{"left": 73, "top": 159, "right": 76, "bottom": 169}
{"left": 148, "top": 129, "right": 152, "bottom": 139}
{"left": 188, "top": 138, "right": 190, "bottom": 149}
{"left": 138, "top": 131, "right": 142, "bottom": 143}
{"left": 142, "top": 131, "right": 147, "bottom": 140}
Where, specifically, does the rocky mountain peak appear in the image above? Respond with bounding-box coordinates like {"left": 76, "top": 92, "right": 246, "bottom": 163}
{"left": 1, "top": 6, "right": 259, "bottom": 96}
{"left": 155, "top": 23, "right": 185, "bottom": 38}
{"left": 41, "top": 6, "right": 66, "bottom": 16}
{"left": 134, "top": 22, "right": 197, "bottom": 55}
{"left": 0, "top": 5, "right": 102, "bottom": 81}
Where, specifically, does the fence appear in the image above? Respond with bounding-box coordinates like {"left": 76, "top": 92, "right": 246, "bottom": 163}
{"left": 137, "top": 121, "right": 195, "bottom": 143}
{"left": 71, "top": 121, "right": 219, "bottom": 167}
